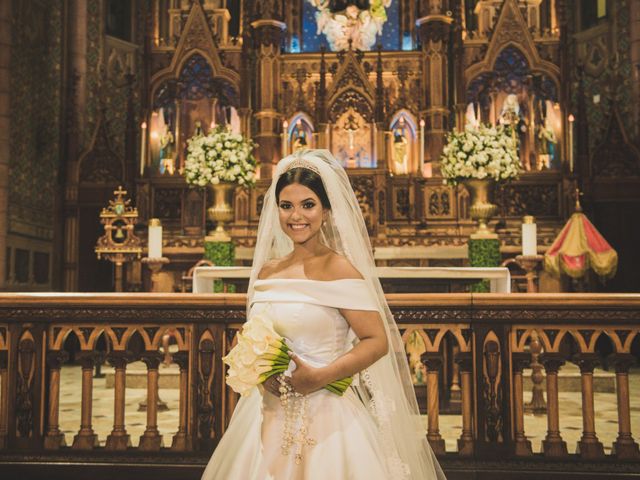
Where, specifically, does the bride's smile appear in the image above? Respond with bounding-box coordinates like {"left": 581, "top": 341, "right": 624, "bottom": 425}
{"left": 278, "top": 183, "right": 328, "bottom": 244}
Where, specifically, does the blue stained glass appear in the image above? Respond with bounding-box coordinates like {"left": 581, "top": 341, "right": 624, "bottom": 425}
{"left": 402, "top": 32, "right": 413, "bottom": 51}
{"left": 290, "top": 34, "right": 301, "bottom": 53}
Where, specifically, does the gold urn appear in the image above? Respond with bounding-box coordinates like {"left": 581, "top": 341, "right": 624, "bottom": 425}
{"left": 206, "top": 182, "right": 235, "bottom": 242}
{"left": 462, "top": 178, "right": 498, "bottom": 239}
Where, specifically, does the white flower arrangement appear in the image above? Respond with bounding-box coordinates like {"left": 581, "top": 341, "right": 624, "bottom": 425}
{"left": 183, "top": 126, "right": 258, "bottom": 187}
{"left": 440, "top": 123, "right": 520, "bottom": 184}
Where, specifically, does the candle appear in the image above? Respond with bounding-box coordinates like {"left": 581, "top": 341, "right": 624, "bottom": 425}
{"left": 422, "top": 162, "right": 433, "bottom": 178}
{"left": 148, "top": 218, "right": 163, "bottom": 259}
{"left": 522, "top": 215, "right": 537, "bottom": 256}
{"left": 419, "top": 118, "right": 425, "bottom": 174}
{"left": 568, "top": 114, "right": 575, "bottom": 173}
{"left": 282, "top": 120, "right": 289, "bottom": 158}
{"left": 140, "top": 121, "right": 147, "bottom": 176}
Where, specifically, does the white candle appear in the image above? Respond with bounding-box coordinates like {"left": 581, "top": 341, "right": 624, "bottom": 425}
{"left": 282, "top": 120, "right": 289, "bottom": 158}
{"left": 148, "top": 218, "right": 163, "bottom": 259}
{"left": 140, "top": 121, "right": 147, "bottom": 175}
{"left": 568, "top": 114, "right": 575, "bottom": 173}
{"left": 522, "top": 215, "right": 537, "bottom": 256}
{"left": 419, "top": 119, "right": 425, "bottom": 174}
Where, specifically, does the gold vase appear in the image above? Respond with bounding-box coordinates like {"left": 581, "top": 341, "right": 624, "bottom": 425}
{"left": 462, "top": 178, "right": 498, "bottom": 239}
{"left": 206, "top": 182, "right": 235, "bottom": 242}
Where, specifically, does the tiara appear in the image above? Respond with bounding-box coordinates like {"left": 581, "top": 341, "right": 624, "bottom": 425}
{"left": 285, "top": 157, "right": 321, "bottom": 174}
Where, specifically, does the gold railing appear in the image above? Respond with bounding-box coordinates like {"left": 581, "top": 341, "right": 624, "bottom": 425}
{"left": 0, "top": 293, "right": 638, "bottom": 478}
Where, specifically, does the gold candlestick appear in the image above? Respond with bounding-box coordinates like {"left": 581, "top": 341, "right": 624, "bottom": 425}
{"left": 142, "top": 257, "right": 170, "bottom": 292}
{"left": 514, "top": 254, "right": 544, "bottom": 293}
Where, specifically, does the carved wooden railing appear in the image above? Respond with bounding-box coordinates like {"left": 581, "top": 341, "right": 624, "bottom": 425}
{"left": 0, "top": 293, "right": 638, "bottom": 479}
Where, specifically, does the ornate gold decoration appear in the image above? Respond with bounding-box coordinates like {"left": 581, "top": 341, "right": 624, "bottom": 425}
{"left": 206, "top": 182, "right": 235, "bottom": 242}
{"left": 462, "top": 179, "right": 497, "bottom": 239}
{"left": 95, "top": 186, "right": 143, "bottom": 292}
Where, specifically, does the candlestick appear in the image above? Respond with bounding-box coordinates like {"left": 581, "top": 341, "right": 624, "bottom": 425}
{"left": 568, "top": 114, "right": 575, "bottom": 173}
{"left": 148, "top": 218, "right": 163, "bottom": 259}
{"left": 282, "top": 120, "right": 289, "bottom": 158}
{"left": 140, "top": 121, "right": 147, "bottom": 176}
{"left": 521, "top": 215, "right": 537, "bottom": 256}
{"left": 419, "top": 119, "right": 425, "bottom": 174}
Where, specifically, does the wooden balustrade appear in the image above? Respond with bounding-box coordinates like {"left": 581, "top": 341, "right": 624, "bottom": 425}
{"left": 0, "top": 293, "right": 638, "bottom": 480}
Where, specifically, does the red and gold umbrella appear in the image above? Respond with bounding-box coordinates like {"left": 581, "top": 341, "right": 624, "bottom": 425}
{"left": 545, "top": 208, "right": 618, "bottom": 280}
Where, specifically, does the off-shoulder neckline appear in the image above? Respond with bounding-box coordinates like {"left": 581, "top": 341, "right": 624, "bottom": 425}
{"left": 254, "top": 277, "right": 365, "bottom": 283}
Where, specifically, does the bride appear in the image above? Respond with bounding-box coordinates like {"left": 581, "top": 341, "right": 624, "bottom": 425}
{"left": 202, "top": 149, "right": 446, "bottom": 479}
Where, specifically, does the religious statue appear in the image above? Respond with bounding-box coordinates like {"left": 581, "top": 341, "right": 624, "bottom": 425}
{"left": 159, "top": 125, "right": 175, "bottom": 175}
{"left": 291, "top": 119, "right": 309, "bottom": 152}
{"left": 465, "top": 102, "right": 480, "bottom": 128}
{"left": 193, "top": 120, "right": 204, "bottom": 137}
{"left": 392, "top": 118, "right": 409, "bottom": 174}
{"left": 536, "top": 117, "right": 557, "bottom": 170}
{"left": 499, "top": 93, "right": 529, "bottom": 169}
{"left": 292, "top": 121, "right": 308, "bottom": 152}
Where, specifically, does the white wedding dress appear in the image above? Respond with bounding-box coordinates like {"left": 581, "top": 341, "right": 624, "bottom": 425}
{"left": 201, "top": 278, "right": 399, "bottom": 479}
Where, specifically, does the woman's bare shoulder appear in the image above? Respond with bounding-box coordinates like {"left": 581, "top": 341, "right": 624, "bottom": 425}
{"left": 322, "top": 252, "right": 364, "bottom": 281}
{"left": 257, "top": 259, "right": 286, "bottom": 280}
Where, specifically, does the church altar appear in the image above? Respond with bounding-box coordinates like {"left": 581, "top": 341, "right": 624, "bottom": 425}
{"left": 192, "top": 265, "right": 510, "bottom": 294}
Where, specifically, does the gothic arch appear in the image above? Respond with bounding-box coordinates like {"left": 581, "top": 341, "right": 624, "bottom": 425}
{"left": 464, "top": 0, "right": 559, "bottom": 91}
{"left": 149, "top": 1, "right": 240, "bottom": 103}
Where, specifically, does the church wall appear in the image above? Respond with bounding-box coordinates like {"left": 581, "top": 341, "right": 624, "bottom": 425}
{"left": 571, "top": 0, "right": 637, "bottom": 152}
{"left": 0, "top": 0, "right": 11, "bottom": 290}
{"left": 4, "top": 0, "right": 64, "bottom": 291}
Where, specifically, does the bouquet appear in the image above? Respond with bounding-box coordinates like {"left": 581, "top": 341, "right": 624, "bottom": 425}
{"left": 440, "top": 123, "right": 520, "bottom": 185}
{"left": 184, "top": 126, "right": 258, "bottom": 187}
{"left": 223, "top": 311, "right": 353, "bottom": 397}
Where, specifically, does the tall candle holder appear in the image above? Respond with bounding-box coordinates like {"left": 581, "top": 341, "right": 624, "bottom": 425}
{"left": 142, "top": 257, "right": 170, "bottom": 292}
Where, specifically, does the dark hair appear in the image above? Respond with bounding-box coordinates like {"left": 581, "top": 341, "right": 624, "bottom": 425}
{"left": 275, "top": 167, "right": 331, "bottom": 209}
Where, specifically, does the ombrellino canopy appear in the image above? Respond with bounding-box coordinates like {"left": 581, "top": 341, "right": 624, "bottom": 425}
{"left": 544, "top": 211, "right": 617, "bottom": 280}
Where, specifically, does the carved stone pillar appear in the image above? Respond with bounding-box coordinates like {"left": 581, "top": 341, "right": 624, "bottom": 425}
{"left": 421, "top": 354, "right": 445, "bottom": 454}
{"left": 44, "top": 351, "right": 69, "bottom": 449}
{"left": 455, "top": 352, "right": 474, "bottom": 456}
{"left": 512, "top": 353, "right": 533, "bottom": 456}
{"left": 171, "top": 352, "right": 193, "bottom": 451}
{"left": 417, "top": 9, "right": 453, "bottom": 171}
{"left": 539, "top": 353, "right": 568, "bottom": 457}
{"left": 139, "top": 353, "right": 163, "bottom": 451}
{"left": 72, "top": 352, "right": 103, "bottom": 449}
{"left": 105, "top": 352, "right": 134, "bottom": 450}
{"left": 250, "top": 19, "right": 286, "bottom": 178}
{"left": 608, "top": 353, "right": 640, "bottom": 459}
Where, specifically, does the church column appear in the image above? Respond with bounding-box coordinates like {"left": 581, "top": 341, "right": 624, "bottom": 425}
{"left": 0, "top": 0, "right": 11, "bottom": 289}
{"left": 250, "top": 17, "right": 286, "bottom": 178}
{"left": 417, "top": 4, "right": 453, "bottom": 172}
{"left": 630, "top": 0, "right": 640, "bottom": 139}
{"left": 63, "top": 0, "right": 89, "bottom": 291}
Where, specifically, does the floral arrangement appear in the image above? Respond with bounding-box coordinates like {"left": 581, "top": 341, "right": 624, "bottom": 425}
{"left": 223, "top": 310, "right": 353, "bottom": 397}
{"left": 309, "top": 0, "right": 391, "bottom": 51}
{"left": 184, "top": 126, "right": 258, "bottom": 187}
{"left": 440, "top": 123, "right": 520, "bottom": 184}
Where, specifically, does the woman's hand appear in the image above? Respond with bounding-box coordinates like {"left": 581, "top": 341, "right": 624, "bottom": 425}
{"left": 288, "top": 353, "right": 327, "bottom": 395}
{"left": 262, "top": 374, "right": 282, "bottom": 397}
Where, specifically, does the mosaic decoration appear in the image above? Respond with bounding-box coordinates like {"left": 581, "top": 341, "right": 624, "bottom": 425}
{"left": 302, "top": 0, "right": 399, "bottom": 52}
{"left": 8, "top": 0, "right": 63, "bottom": 235}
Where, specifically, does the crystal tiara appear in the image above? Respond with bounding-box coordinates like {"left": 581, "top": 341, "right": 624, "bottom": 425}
{"left": 285, "top": 157, "right": 321, "bottom": 174}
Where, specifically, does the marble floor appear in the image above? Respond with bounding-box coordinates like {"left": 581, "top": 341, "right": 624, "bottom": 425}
{"left": 51, "top": 362, "right": 640, "bottom": 452}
